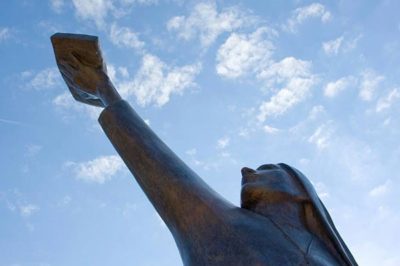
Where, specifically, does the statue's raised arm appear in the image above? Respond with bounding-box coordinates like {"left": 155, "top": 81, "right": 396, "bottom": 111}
{"left": 50, "top": 31, "right": 233, "bottom": 235}
{"left": 51, "top": 33, "right": 357, "bottom": 266}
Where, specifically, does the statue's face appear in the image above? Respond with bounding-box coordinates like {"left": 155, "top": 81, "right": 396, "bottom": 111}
{"left": 240, "top": 164, "right": 305, "bottom": 210}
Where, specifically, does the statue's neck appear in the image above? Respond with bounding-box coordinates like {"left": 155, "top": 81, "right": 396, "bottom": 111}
{"left": 253, "top": 201, "right": 314, "bottom": 253}
{"left": 255, "top": 202, "right": 306, "bottom": 230}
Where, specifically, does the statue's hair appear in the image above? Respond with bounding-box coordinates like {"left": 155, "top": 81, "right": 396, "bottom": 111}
{"left": 276, "top": 163, "right": 357, "bottom": 266}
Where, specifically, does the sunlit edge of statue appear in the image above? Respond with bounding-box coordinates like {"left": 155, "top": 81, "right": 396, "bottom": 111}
{"left": 51, "top": 33, "right": 357, "bottom": 266}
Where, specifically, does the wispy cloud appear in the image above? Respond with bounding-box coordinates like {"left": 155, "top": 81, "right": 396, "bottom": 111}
{"left": 369, "top": 180, "right": 392, "bottom": 197}
{"left": 58, "top": 195, "right": 72, "bottom": 207}
{"left": 119, "top": 53, "right": 201, "bottom": 107}
{"left": 263, "top": 124, "right": 280, "bottom": 134}
{"left": 314, "top": 181, "right": 330, "bottom": 199}
{"left": 109, "top": 23, "right": 145, "bottom": 51}
{"left": 23, "top": 67, "right": 61, "bottom": 90}
{"left": 324, "top": 76, "right": 356, "bottom": 97}
{"left": 52, "top": 92, "right": 102, "bottom": 120}
{"left": 257, "top": 57, "right": 316, "bottom": 122}
{"left": 308, "top": 121, "right": 334, "bottom": 150}
{"left": 322, "top": 35, "right": 362, "bottom": 55}
{"left": 284, "top": 3, "right": 331, "bottom": 32}
{"left": 19, "top": 204, "right": 40, "bottom": 217}
{"left": 375, "top": 88, "right": 400, "bottom": 112}
{"left": 72, "top": 0, "right": 114, "bottom": 28}
{"left": 217, "top": 136, "right": 230, "bottom": 149}
{"left": 71, "top": 0, "right": 157, "bottom": 28}
{"left": 322, "top": 36, "right": 344, "bottom": 55}
{"left": 167, "top": 2, "right": 255, "bottom": 47}
{"left": 0, "top": 27, "right": 11, "bottom": 42}
{"left": 185, "top": 148, "right": 197, "bottom": 156}
{"left": 0, "top": 118, "right": 25, "bottom": 126}
{"left": 216, "top": 27, "right": 275, "bottom": 78}
{"left": 50, "top": 0, "right": 65, "bottom": 13}
{"left": 359, "top": 70, "right": 385, "bottom": 101}
{"left": 212, "top": 16, "right": 317, "bottom": 124}
{"left": 25, "top": 144, "right": 42, "bottom": 157}
{"left": 1, "top": 190, "right": 40, "bottom": 218}
{"left": 65, "top": 155, "right": 125, "bottom": 184}
{"left": 308, "top": 105, "right": 326, "bottom": 120}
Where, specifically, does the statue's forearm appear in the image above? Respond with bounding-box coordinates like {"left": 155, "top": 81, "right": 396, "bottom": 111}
{"left": 98, "top": 100, "right": 232, "bottom": 233}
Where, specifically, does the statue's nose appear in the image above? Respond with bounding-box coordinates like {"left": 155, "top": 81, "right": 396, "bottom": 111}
{"left": 241, "top": 167, "right": 256, "bottom": 176}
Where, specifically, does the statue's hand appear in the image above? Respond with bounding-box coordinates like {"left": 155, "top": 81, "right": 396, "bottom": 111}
{"left": 51, "top": 33, "right": 118, "bottom": 107}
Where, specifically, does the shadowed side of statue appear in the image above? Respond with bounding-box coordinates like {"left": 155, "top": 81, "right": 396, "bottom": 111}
{"left": 51, "top": 33, "right": 357, "bottom": 266}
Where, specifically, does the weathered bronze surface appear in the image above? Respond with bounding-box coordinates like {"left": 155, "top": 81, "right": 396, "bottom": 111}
{"left": 51, "top": 33, "right": 358, "bottom": 266}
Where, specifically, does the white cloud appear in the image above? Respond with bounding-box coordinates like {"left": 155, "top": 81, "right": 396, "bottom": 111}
{"left": 314, "top": 181, "right": 330, "bottom": 199}
{"left": 109, "top": 23, "right": 145, "bottom": 50}
{"left": 58, "top": 195, "right": 72, "bottom": 207}
{"left": 185, "top": 148, "right": 197, "bottom": 156}
{"left": 0, "top": 27, "right": 10, "bottom": 42}
{"left": 359, "top": 70, "right": 384, "bottom": 101}
{"left": 53, "top": 92, "right": 77, "bottom": 108}
{"left": 322, "top": 35, "right": 362, "bottom": 55}
{"left": 324, "top": 76, "right": 355, "bottom": 97}
{"left": 308, "top": 105, "right": 325, "bottom": 120}
{"left": 118, "top": 66, "right": 129, "bottom": 78}
{"left": 72, "top": 0, "right": 114, "bottom": 28}
{"left": 71, "top": 0, "right": 157, "bottom": 28}
{"left": 216, "top": 27, "right": 275, "bottom": 78}
{"left": 167, "top": 2, "right": 254, "bottom": 47}
{"left": 299, "top": 158, "right": 310, "bottom": 166}
{"left": 66, "top": 155, "right": 125, "bottom": 184}
{"left": 19, "top": 204, "right": 40, "bottom": 217}
{"left": 285, "top": 3, "right": 331, "bottom": 32}
{"left": 369, "top": 180, "right": 392, "bottom": 197}
{"left": 375, "top": 88, "right": 400, "bottom": 112}
{"left": 1, "top": 191, "right": 41, "bottom": 220}
{"left": 383, "top": 117, "right": 391, "bottom": 126}
{"left": 308, "top": 122, "right": 334, "bottom": 150}
{"left": 263, "top": 124, "right": 280, "bottom": 134}
{"left": 257, "top": 57, "right": 316, "bottom": 121}
{"left": 322, "top": 36, "right": 344, "bottom": 55}
{"left": 52, "top": 92, "right": 101, "bottom": 120}
{"left": 258, "top": 57, "right": 312, "bottom": 85}
{"left": 50, "top": 0, "right": 65, "bottom": 13}
{"left": 119, "top": 53, "right": 201, "bottom": 107}
{"left": 344, "top": 34, "right": 362, "bottom": 52}
{"left": 26, "top": 144, "right": 42, "bottom": 157}
{"left": 25, "top": 68, "right": 61, "bottom": 90}
{"left": 107, "top": 64, "right": 130, "bottom": 83}
{"left": 121, "top": 0, "right": 157, "bottom": 5}
{"left": 217, "top": 136, "right": 230, "bottom": 149}
{"left": 238, "top": 127, "right": 251, "bottom": 138}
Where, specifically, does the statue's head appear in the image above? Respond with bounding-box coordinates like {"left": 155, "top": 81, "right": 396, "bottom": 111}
{"left": 240, "top": 163, "right": 357, "bottom": 266}
{"left": 240, "top": 163, "right": 307, "bottom": 211}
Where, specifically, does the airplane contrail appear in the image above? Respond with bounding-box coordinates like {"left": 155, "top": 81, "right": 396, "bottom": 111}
{"left": 0, "top": 118, "right": 25, "bottom": 126}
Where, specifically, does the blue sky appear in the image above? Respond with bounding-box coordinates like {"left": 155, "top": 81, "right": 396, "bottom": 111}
{"left": 1, "top": 0, "right": 400, "bottom": 265}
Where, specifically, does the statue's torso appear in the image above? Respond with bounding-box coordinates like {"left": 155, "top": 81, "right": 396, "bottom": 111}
{"left": 175, "top": 208, "right": 343, "bottom": 266}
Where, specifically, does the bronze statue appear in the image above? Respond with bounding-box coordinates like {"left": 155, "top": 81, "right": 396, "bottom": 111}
{"left": 51, "top": 33, "right": 357, "bottom": 266}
